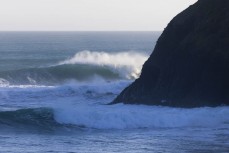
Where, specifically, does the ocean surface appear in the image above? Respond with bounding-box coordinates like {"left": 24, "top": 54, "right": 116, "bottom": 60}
{"left": 0, "top": 31, "right": 228, "bottom": 153}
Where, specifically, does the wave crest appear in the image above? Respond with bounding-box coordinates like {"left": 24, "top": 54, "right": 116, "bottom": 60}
{"left": 59, "top": 50, "right": 148, "bottom": 79}
{"left": 54, "top": 105, "right": 229, "bottom": 129}
{"left": 0, "top": 51, "right": 148, "bottom": 85}
{"left": 0, "top": 105, "right": 229, "bottom": 130}
{"left": 0, "top": 106, "right": 228, "bottom": 131}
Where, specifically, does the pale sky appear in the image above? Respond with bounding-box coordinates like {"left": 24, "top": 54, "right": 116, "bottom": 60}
{"left": 0, "top": 0, "right": 197, "bottom": 31}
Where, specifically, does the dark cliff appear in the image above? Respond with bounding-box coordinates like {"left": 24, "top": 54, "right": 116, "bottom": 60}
{"left": 112, "top": 0, "right": 229, "bottom": 107}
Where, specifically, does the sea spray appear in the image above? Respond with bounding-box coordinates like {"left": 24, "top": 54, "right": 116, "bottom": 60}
{"left": 0, "top": 51, "right": 148, "bottom": 85}
{"left": 59, "top": 50, "right": 148, "bottom": 79}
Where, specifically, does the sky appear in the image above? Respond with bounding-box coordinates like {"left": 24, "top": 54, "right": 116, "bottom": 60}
{"left": 0, "top": 0, "right": 197, "bottom": 31}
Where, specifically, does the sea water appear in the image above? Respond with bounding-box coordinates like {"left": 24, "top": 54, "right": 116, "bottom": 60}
{"left": 0, "top": 32, "right": 228, "bottom": 153}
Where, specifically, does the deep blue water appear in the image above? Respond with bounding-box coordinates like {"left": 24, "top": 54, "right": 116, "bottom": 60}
{"left": 0, "top": 32, "right": 228, "bottom": 153}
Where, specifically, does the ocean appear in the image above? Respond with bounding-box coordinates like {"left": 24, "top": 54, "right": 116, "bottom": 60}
{"left": 0, "top": 32, "right": 228, "bottom": 153}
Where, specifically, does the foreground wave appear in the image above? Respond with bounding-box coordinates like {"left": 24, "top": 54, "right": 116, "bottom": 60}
{"left": 0, "top": 106, "right": 228, "bottom": 131}
{"left": 0, "top": 108, "right": 60, "bottom": 131}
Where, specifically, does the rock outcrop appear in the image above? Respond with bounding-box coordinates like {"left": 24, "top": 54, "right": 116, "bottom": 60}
{"left": 112, "top": 0, "right": 229, "bottom": 107}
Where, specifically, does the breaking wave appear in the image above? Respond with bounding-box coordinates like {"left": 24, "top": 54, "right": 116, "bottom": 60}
{"left": 0, "top": 64, "right": 120, "bottom": 85}
{"left": 0, "top": 106, "right": 228, "bottom": 131}
{"left": 59, "top": 50, "right": 148, "bottom": 79}
{"left": 0, "top": 51, "right": 148, "bottom": 85}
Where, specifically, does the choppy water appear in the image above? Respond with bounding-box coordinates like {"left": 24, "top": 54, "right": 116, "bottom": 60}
{"left": 0, "top": 32, "right": 228, "bottom": 153}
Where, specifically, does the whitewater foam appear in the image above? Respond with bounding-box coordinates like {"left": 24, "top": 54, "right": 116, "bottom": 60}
{"left": 0, "top": 51, "right": 148, "bottom": 85}
{"left": 0, "top": 78, "right": 10, "bottom": 87}
{"left": 0, "top": 105, "right": 228, "bottom": 131}
{"left": 54, "top": 105, "right": 229, "bottom": 129}
{"left": 59, "top": 50, "right": 148, "bottom": 79}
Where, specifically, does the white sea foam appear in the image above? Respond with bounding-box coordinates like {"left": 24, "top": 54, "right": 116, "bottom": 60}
{"left": 59, "top": 50, "right": 148, "bottom": 79}
{"left": 0, "top": 78, "right": 10, "bottom": 87}
{"left": 54, "top": 104, "right": 229, "bottom": 129}
{"left": 0, "top": 84, "right": 53, "bottom": 89}
{"left": 1, "top": 75, "right": 228, "bottom": 130}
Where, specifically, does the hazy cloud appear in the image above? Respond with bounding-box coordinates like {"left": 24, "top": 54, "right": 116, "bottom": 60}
{"left": 0, "top": 0, "right": 197, "bottom": 31}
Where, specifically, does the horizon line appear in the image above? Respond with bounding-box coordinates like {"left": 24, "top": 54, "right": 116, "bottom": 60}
{"left": 0, "top": 30, "right": 162, "bottom": 32}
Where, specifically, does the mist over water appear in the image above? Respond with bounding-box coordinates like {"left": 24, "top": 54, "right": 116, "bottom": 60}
{"left": 0, "top": 32, "right": 228, "bottom": 153}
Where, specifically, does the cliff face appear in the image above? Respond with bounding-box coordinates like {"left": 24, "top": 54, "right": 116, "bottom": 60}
{"left": 112, "top": 0, "right": 229, "bottom": 107}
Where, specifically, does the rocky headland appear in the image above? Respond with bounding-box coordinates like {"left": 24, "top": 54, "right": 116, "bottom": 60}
{"left": 112, "top": 0, "right": 229, "bottom": 107}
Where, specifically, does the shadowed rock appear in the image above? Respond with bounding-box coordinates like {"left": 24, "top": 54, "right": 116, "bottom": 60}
{"left": 112, "top": 0, "right": 229, "bottom": 107}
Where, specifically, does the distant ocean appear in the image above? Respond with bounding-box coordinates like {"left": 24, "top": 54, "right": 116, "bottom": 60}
{"left": 0, "top": 32, "right": 228, "bottom": 153}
